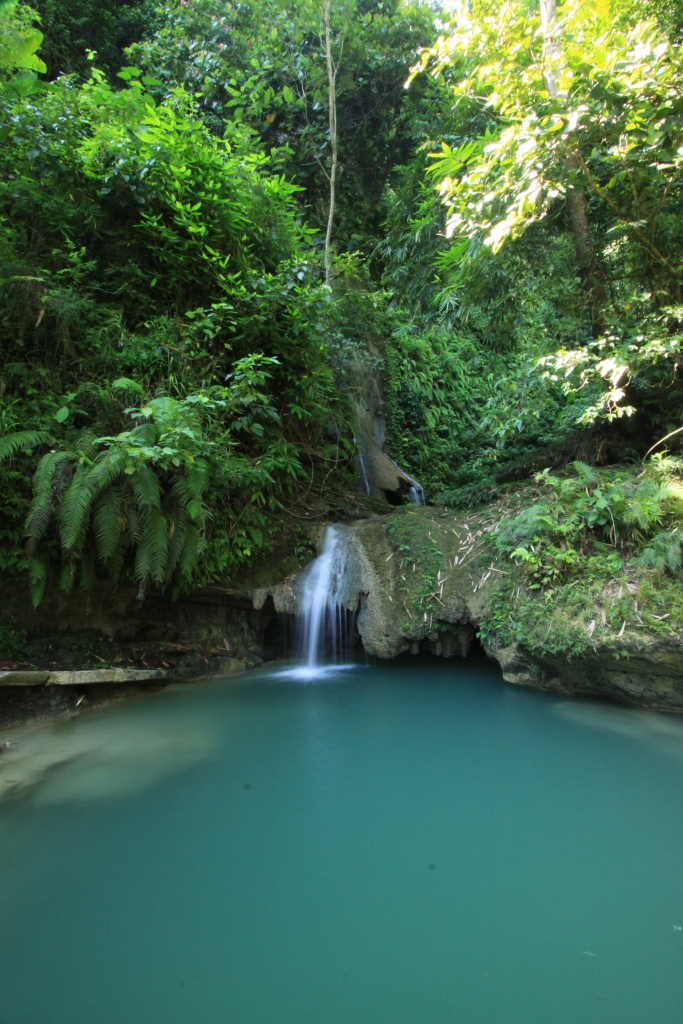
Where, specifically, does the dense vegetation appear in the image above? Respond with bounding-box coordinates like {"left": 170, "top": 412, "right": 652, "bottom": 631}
{"left": 2, "top": 0, "right": 683, "bottom": 619}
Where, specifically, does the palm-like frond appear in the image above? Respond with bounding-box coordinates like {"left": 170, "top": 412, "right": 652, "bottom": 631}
{"left": 0, "top": 430, "right": 51, "bottom": 462}
{"left": 59, "top": 449, "right": 128, "bottom": 551}
{"left": 28, "top": 555, "right": 47, "bottom": 609}
{"left": 135, "top": 507, "right": 169, "bottom": 587}
{"left": 179, "top": 523, "right": 201, "bottom": 581}
{"left": 165, "top": 506, "right": 188, "bottom": 581}
{"left": 59, "top": 466, "right": 94, "bottom": 552}
{"left": 571, "top": 460, "right": 597, "bottom": 485}
{"left": 26, "top": 450, "right": 74, "bottom": 551}
{"left": 131, "top": 464, "right": 162, "bottom": 511}
{"left": 93, "top": 487, "right": 124, "bottom": 561}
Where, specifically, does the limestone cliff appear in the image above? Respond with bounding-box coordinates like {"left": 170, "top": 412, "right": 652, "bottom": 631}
{"left": 268, "top": 504, "right": 683, "bottom": 711}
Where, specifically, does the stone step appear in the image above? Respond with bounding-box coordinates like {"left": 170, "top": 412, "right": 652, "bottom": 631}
{"left": 0, "top": 668, "right": 169, "bottom": 687}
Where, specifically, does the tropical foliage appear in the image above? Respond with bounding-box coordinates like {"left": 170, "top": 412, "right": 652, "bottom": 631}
{"left": 3, "top": 0, "right": 683, "bottom": 609}
{"left": 496, "top": 459, "right": 683, "bottom": 590}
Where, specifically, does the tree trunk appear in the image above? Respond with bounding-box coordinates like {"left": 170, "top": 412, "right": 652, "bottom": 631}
{"left": 541, "top": 0, "right": 606, "bottom": 336}
{"left": 324, "top": 0, "right": 338, "bottom": 287}
{"left": 563, "top": 155, "right": 608, "bottom": 335}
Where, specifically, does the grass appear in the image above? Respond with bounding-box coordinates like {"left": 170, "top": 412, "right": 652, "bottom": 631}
{"left": 478, "top": 545, "right": 683, "bottom": 659}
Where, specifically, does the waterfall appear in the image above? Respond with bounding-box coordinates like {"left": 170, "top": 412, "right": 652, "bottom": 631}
{"left": 294, "top": 528, "right": 356, "bottom": 679}
{"left": 358, "top": 453, "right": 371, "bottom": 495}
{"left": 388, "top": 457, "right": 425, "bottom": 505}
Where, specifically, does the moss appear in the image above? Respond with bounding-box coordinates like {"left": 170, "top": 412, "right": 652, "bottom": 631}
{"left": 384, "top": 510, "right": 445, "bottom": 630}
{"left": 479, "top": 554, "right": 683, "bottom": 660}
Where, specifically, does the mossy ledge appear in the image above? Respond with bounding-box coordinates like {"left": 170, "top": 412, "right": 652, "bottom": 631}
{"left": 4, "top": 483, "right": 683, "bottom": 719}
{"left": 267, "top": 491, "right": 683, "bottom": 711}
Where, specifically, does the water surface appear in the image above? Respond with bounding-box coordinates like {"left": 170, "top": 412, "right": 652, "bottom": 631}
{"left": 1, "top": 657, "right": 682, "bottom": 1024}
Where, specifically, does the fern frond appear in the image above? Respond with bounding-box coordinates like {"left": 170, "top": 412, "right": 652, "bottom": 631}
{"left": 79, "top": 555, "right": 94, "bottom": 591}
{"left": 28, "top": 555, "right": 47, "bottom": 608}
{"left": 59, "top": 466, "right": 95, "bottom": 552}
{"left": 135, "top": 507, "right": 169, "bottom": 586}
{"left": 186, "top": 460, "right": 210, "bottom": 501}
{"left": 32, "top": 450, "right": 73, "bottom": 501}
{"left": 130, "top": 422, "right": 158, "bottom": 447}
{"left": 123, "top": 495, "right": 142, "bottom": 544}
{"left": 0, "top": 430, "right": 51, "bottom": 462}
{"left": 638, "top": 530, "right": 682, "bottom": 573}
{"left": 571, "top": 460, "right": 597, "bottom": 484}
{"left": 134, "top": 527, "right": 152, "bottom": 589}
{"left": 497, "top": 503, "right": 553, "bottom": 546}
{"left": 107, "top": 538, "right": 126, "bottom": 583}
{"left": 26, "top": 451, "right": 74, "bottom": 550}
{"left": 148, "top": 509, "right": 170, "bottom": 584}
{"left": 60, "top": 449, "right": 128, "bottom": 552}
{"left": 75, "top": 431, "right": 99, "bottom": 464}
{"left": 93, "top": 488, "right": 123, "bottom": 561}
{"left": 25, "top": 450, "right": 74, "bottom": 544}
{"left": 86, "top": 448, "right": 129, "bottom": 495}
{"left": 60, "top": 559, "right": 77, "bottom": 594}
{"left": 165, "top": 506, "right": 188, "bottom": 581}
{"left": 178, "top": 523, "right": 201, "bottom": 582}
{"left": 131, "top": 464, "right": 162, "bottom": 511}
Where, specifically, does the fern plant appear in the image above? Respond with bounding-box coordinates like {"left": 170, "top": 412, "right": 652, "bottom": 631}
{"left": 0, "top": 356, "right": 289, "bottom": 605}
{"left": 10, "top": 413, "right": 212, "bottom": 606}
{"left": 496, "top": 460, "right": 683, "bottom": 590}
{"left": 638, "top": 530, "right": 683, "bottom": 574}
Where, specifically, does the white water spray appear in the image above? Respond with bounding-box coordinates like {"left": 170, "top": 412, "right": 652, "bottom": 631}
{"left": 388, "top": 457, "right": 425, "bottom": 505}
{"left": 358, "top": 453, "right": 371, "bottom": 495}
{"left": 297, "top": 525, "right": 352, "bottom": 675}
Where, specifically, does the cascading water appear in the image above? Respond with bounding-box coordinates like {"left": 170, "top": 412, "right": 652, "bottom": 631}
{"left": 388, "top": 457, "right": 425, "bottom": 505}
{"left": 291, "top": 525, "right": 355, "bottom": 679}
{"left": 358, "top": 453, "right": 371, "bottom": 496}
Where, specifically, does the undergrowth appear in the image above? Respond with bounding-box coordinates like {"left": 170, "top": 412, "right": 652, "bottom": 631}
{"left": 479, "top": 457, "right": 683, "bottom": 657}
{"left": 0, "top": 624, "right": 29, "bottom": 663}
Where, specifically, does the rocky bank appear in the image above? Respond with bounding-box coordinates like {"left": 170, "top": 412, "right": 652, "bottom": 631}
{"left": 266, "top": 504, "right": 683, "bottom": 711}
{"left": 3, "top": 499, "right": 683, "bottom": 724}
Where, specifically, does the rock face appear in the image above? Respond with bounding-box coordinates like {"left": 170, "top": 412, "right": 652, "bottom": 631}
{"left": 268, "top": 507, "right": 493, "bottom": 662}
{"left": 5, "top": 505, "right": 683, "bottom": 713}
{"left": 343, "top": 340, "right": 423, "bottom": 503}
{"left": 495, "top": 639, "right": 683, "bottom": 712}
{"left": 268, "top": 507, "right": 683, "bottom": 711}
{"left": 3, "top": 578, "right": 281, "bottom": 666}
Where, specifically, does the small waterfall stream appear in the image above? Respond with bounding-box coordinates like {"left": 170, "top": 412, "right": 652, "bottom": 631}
{"left": 358, "top": 453, "right": 371, "bottom": 495}
{"left": 388, "top": 457, "right": 425, "bottom": 505}
{"left": 293, "top": 525, "right": 354, "bottom": 678}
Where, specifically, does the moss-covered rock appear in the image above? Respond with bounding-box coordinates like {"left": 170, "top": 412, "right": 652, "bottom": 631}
{"left": 267, "top": 496, "right": 683, "bottom": 710}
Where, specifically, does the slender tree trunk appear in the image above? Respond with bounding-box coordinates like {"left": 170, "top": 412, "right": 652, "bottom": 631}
{"left": 563, "top": 154, "right": 607, "bottom": 334}
{"left": 324, "top": 0, "right": 338, "bottom": 287}
{"left": 540, "top": 0, "right": 561, "bottom": 87}
{"left": 541, "top": 0, "right": 606, "bottom": 336}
